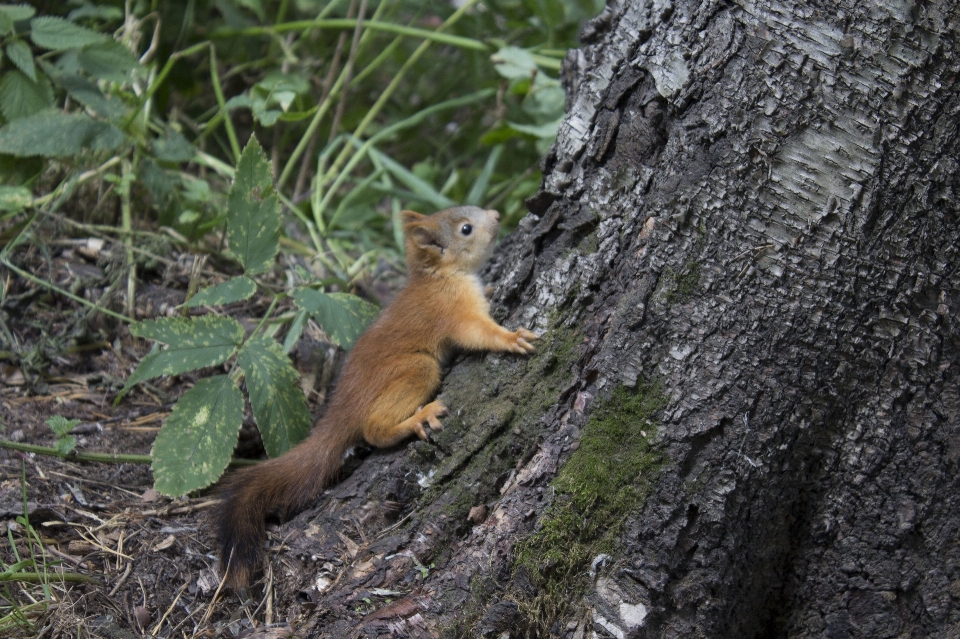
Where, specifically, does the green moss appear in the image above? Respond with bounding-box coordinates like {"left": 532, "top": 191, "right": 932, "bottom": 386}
{"left": 513, "top": 382, "right": 667, "bottom": 631}
{"left": 663, "top": 259, "right": 702, "bottom": 302}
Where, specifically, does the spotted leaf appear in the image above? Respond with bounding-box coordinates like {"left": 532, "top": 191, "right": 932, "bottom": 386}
{"left": 122, "top": 316, "right": 244, "bottom": 394}
{"left": 237, "top": 334, "right": 311, "bottom": 457}
{"left": 227, "top": 136, "right": 279, "bottom": 274}
{"left": 292, "top": 289, "right": 379, "bottom": 350}
{"left": 184, "top": 276, "right": 256, "bottom": 308}
{"left": 151, "top": 375, "right": 243, "bottom": 496}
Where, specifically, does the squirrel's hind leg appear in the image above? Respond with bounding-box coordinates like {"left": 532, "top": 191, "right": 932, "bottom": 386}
{"left": 362, "top": 355, "right": 444, "bottom": 447}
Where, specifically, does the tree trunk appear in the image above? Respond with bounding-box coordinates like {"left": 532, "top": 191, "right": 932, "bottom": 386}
{"left": 276, "top": 1, "right": 960, "bottom": 637}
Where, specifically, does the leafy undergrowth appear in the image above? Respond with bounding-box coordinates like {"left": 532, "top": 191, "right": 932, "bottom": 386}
{"left": 514, "top": 383, "right": 668, "bottom": 633}
{"left": 0, "top": 0, "right": 604, "bottom": 635}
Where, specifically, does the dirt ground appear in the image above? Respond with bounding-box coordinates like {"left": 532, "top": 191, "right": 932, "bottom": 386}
{"left": 0, "top": 226, "right": 425, "bottom": 638}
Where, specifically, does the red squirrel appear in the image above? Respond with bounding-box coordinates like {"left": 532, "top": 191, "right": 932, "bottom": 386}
{"left": 212, "top": 206, "right": 538, "bottom": 589}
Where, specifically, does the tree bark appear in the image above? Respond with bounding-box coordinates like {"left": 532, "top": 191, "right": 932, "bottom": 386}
{"left": 272, "top": 1, "right": 960, "bottom": 637}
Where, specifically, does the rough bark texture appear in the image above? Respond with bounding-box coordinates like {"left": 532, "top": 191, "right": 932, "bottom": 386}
{"left": 270, "top": 1, "right": 960, "bottom": 637}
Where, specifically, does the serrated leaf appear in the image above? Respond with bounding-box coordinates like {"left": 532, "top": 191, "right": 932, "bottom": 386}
{"left": 0, "top": 185, "right": 31, "bottom": 211}
{"left": 54, "top": 435, "right": 78, "bottom": 455}
{"left": 30, "top": 16, "right": 108, "bottom": 51}
{"left": 76, "top": 41, "right": 139, "bottom": 83}
{"left": 122, "top": 316, "right": 244, "bottom": 392}
{"left": 0, "top": 109, "right": 123, "bottom": 157}
{"left": 227, "top": 136, "right": 279, "bottom": 274}
{"left": 293, "top": 289, "right": 379, "bottom": 349}
{"left": 184, "top": 276, "right": 256, "bottom": 308}
{"left": 46, "top": 415, "right": 80, "bottom": 437}
{"left": 6, "top": 41, "right": 35, "bottom": 81}
{"left": 151, "top": 375, "right": 243, "bottom": 497}
{"left": 0, "top": 70, "right": 53, "bottom": 121}
{"left": 0, "top": 4, "right": 35, "bottom": 22}
{"left": 238, "top": 334, "right": 311, "bottom": 457}
{"left": 42, "top": 64, "right": 126, "bottom": 119}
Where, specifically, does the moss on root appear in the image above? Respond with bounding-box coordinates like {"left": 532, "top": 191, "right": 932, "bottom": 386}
{"left": 514, "top": 382, "right": 667, "bottom": 634}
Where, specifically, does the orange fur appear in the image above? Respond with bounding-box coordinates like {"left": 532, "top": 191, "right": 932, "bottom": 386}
{"left": 212, "top": 206, "right": 538, "bottom": 589}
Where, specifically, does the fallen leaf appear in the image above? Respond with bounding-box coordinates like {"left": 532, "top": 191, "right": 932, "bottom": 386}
{"left": 152, "top": 534, "right": 176, "bottom": 551}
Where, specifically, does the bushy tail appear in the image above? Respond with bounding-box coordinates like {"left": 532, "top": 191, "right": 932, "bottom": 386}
{"left": 212, "top": 425, "right": 349, "bottom": 589}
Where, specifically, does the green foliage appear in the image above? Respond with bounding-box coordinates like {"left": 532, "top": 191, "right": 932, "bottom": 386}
{"left": 44, "top": 415, "right": 79, "bottom": 456}
{"left": 0, "top": 0, "right": 601, "bottom": 495}
{"left": 122, "top": 315, "right": 245, "bottom": 394}
{"left": 150, "top": 375, "right": 244, "bottom": 496}
{"left": 184, "top": 276, "right": 257, "bottom": 308}
{"left": 227, "top": 137, "right": 280, "bottom": 274}
{"left": 123, "top": 138, "right": 376, "bottom": 496}
{"left": 293, "top": 288, "right": 379, "bottom": 349}
{"left": 0, "top": 110, "right": 123, "bottom": 157}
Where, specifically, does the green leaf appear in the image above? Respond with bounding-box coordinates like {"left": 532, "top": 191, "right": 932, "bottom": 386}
{"left": 0, "top": 185, "right": 31, "bottom": 211}
{"left": 76, "top": 41, "right": 139, "bottom": 83}
{"left": 237, "top": 334, "right": 311, "bottom": 457}
{"left": 54, "top": 434, "right": 78, "bottom": 455}
{"left": 29, "top": 16, "right": 108, "bottom": 51}
{"left": 151, "top": 129, "right": 195, "bottom": 162}
{"left": 0, "top": 4, "right": 36, "bottom": 22}
{"left": 45, "top": 415, "right": 80, "bottom": 437}
{"left": 67, "top": 5, "right": 123, "bottom": 21}
{"left": 6, "top": 41, "right": 36, "bottom": 81}
{"left": 491, "top": 46, "right": 538, "bottom": 80}
{"left": 466, "top": 146, "right": 503, "bottom": 205}
{"left": 122, "top": 316, "right": 244, "bottom": 392}
{"left": 184, "top": 276, "right": 256, "bottom": 308}
{"left": 0, "top": 11, "right": 10, "bottom": 35}
{"left": 506, "top": 117, "right": 563, "bottom": 140}
{"left": 0, "top": 71, "right": 53, "bottom": 121}
{"left": 151, "top": 375, "right": 243, "bottom": 497}
{"left": 227, "top": 136, "right": 280, "bottom": 274}
{"left": 282, "top": 309, "right": 308, "bottom": 353}
{"left": 42, "top": 64, "right": 126, "bottom": 119}
{"left": 293, "top": 289, "right": 379, "bottom": 350}
{"left": 46, "top": 415, "right": 80, "bottom": 456}
{"left": 0, "top": 110, "right": 124, "bottom": 157}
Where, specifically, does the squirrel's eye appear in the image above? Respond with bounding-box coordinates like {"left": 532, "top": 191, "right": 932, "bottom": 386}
{"left": 460, "top": 224, "right": 473, "bottom": 236}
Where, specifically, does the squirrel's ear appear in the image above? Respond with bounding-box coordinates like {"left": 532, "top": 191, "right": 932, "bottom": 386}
{"left": 401, "top": 210, "right": 424, "bottom": 226}
{"left": 407, "top": 224, "right": 446, "bottom": 254}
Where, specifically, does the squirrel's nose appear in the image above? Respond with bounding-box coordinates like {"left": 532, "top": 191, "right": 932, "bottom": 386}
{"left": 487, "top": 209, "right": 500, "bottom": 222}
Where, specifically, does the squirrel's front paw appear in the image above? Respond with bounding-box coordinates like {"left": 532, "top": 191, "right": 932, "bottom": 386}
{"left": 511, "top": 328, "right": 539, "bottom": 354}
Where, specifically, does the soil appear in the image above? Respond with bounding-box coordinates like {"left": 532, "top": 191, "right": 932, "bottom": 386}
{"left": 0, "top": 223, "right": 412, "bottom": 638}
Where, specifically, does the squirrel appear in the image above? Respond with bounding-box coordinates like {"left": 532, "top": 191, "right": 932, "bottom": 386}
{"left": 212, "top": 205, "right": 538, "bottom": 589}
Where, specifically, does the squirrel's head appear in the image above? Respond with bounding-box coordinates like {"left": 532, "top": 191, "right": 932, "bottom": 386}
{"left": 401, "top": 206, "right": 500, "bottom": 275}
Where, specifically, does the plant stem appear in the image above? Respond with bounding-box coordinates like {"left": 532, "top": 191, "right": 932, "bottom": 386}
{"left": 0, "top": 572, "right": 99, "bottom": 585}
{"left": 120, "top": 156, "right": 136, "bottom": 318}
{"left": 0, "top": 257, "right": 133, "bottom": 323}
{"left": 317, "top": 0, "right": 483, "bottom": 195}
{"left": 210, "top": 45, "right": 241, "bottom": 163}
{"left": 212, "top": 19, "right": 488, "bottom": 52}
{"left": 0, "top": 440, "right": 259, "bottom": 467}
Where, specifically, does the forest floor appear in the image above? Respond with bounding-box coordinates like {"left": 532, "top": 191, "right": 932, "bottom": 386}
{"left": 0, "top": 226, "right": 422, "bottom": 638}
